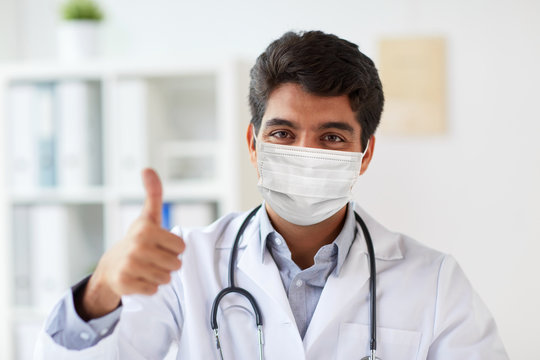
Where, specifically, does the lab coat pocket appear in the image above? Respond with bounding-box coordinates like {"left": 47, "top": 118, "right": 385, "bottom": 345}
{"left": 337, "top": 323, "right": 421, "bottom": 360}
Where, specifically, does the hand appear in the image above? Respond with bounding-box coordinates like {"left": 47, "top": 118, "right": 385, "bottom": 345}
{"left": 77, "top": 168, "right": 185, "bottom": 320}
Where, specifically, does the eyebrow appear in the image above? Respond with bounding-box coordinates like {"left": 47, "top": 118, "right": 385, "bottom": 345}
{"left": 318, "top": 121, "right": 355, "bottom": 134}
{"left": 263, "top": 118, "right": 298, "bottom": 129}
{"left": 263, "top": 118, "right": 355, "bottom": 134}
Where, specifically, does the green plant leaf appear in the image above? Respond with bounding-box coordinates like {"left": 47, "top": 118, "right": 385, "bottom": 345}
{"left": 61, "top": 0, "right": 104, "bottom": 21}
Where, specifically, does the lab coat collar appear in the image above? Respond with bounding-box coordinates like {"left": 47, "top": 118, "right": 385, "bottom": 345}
{"left": 258, "top": 202, "right": 358, "bottom": 276}
{"left": 235, "top": 203, "right": 404, "bottom": 343}
{"left": 303, "top": 204, "right": 403, "bottom": 351}
{"left": 235, "top": 202, "right": 404, "bottom": 262}
{"left": 351, "top": 202, "right": 404, "bottom": 261}
{"left": 237, "top": 208, "right": 298, "bottom": 325}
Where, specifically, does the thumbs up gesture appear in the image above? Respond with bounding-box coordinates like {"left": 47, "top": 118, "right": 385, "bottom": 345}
{"left": 77, "top": 169, "right": 185, "bottom": 320}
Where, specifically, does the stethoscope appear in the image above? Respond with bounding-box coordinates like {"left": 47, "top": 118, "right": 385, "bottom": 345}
{"left": 210, "top": 204, "right": 380, "bottom": 360}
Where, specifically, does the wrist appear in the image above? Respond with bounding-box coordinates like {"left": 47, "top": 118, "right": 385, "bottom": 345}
{"left": 76, "top": 273, "right": 121, "bottom": 321}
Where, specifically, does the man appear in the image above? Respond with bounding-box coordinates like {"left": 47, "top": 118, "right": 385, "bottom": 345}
{"left": 36, "top": 31, "right": 508, "bottom": 359}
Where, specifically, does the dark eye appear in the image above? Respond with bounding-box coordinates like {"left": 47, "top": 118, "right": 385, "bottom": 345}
{"left": 322, "top": 134, "right": 345, "bottom": 142}
{"left": 270, "top": 130, "right": 291, "bottom": 139}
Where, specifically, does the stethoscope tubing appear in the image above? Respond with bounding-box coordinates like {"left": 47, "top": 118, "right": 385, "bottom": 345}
{"left": 354, "top": 211, "right": 377, "bottom": 353}
{"left": 210, "top": 205, "right": 377, "bottom": 359}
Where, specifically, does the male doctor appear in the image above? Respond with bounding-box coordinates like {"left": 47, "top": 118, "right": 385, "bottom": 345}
{"left": 36, "top": 31, "right": 509, "bottom": 359}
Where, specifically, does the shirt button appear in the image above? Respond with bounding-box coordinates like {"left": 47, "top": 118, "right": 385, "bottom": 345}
{"left": 274, "top": 237, "right": 282, "bottom": 246}
{"left": 80, "top": 332, "right": 90, "bottom": 340}
{"left": 99, "top": 328, "right": 109, "bottom": 336}
{"left": 296, "top": 279, "right": 304, "bottom": 287}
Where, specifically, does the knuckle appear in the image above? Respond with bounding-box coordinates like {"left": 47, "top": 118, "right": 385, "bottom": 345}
{"left": 125, "top": 246, "right": 139, "bottom": 261}
{"left": 118, "top": 270, "right": 131, "bottom": 284}
{"left": 162, "top": 273, "right": 171, "bottom": 283}
{"left": 145, "top": 284, "right": 159, "bottom": 295}
{"left": 124, "top": 256, "right": 137, "bottom": 270}
{"left": 131, "top": 221, "right": 152, "bottom": 242}
{"left": 155, "top": 274, "right": 166, "bottom": 284}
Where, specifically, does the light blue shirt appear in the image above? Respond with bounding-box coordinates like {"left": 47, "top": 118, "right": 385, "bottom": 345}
{"left": 259, "top": 203, "right": 357, "bottom": 338}
{"left": 44, "top": 203, "right": 357, "bottom": 349}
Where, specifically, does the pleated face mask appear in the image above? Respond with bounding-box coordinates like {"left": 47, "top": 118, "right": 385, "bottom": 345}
{"left": 256, "top": 141, "right": 367, "bottom": 226}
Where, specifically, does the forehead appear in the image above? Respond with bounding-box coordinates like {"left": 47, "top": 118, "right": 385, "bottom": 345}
{"left": 262, "top": 83, "right": 359, "bottom": 130}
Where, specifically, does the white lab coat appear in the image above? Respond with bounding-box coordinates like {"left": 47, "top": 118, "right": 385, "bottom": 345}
{"left": 35, "top": 204, "right": 508, "bottom": 359}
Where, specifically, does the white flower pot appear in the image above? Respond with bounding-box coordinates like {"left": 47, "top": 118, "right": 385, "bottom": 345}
{"left": 57, "top": 20, "right": 100, "bottom": 62}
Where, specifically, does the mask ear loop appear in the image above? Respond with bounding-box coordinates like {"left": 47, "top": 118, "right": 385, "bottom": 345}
{"left": 251, "top": 126, "right": 258, "bottom": 150}
{"left": 361, "top": 139, "right": 370, "bottom": 157}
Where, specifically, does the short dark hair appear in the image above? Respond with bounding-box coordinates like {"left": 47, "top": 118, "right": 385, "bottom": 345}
{"left": 249, "top": 30, "right": 384, "bottom": 149}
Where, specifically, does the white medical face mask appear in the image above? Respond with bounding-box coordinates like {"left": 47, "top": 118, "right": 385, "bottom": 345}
{"left": 256, "top": 139, "right": 367, "bottom": 226}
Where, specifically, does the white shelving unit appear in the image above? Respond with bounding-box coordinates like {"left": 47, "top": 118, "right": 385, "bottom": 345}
{"left": 0, "top": 60, "right": 261, "bottom": 360}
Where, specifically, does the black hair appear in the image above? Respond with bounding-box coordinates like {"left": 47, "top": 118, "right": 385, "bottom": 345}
{"left": 249, "top": 30, "right": 384, "bottom": 149}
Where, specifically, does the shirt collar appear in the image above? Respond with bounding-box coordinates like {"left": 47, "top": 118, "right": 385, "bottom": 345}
{"left": 258, "top": 202, "right": 357, "bottom": 275}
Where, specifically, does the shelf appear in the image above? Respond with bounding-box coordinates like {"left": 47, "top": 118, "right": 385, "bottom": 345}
{"left": 0, "top": 60, "right": 258, "bottom": 360}
{"left": 0, "top": 60, "right": 224, "bottom": 82}
{"left": 9, "top": 187, "right": 108, "bottom": 204}
{"left": 8, "top": 183, "right": 226, "bottom": 204}
{"left": 116, "top": 181, "right": 224, "bottom": 202}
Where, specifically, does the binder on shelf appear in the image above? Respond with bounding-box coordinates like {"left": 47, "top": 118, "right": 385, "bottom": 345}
{"left": 162, "top": 202, "right": 172, "bottom": 230}
{"left": 29, "top": 205, "right": 69, "bottom": 314}
{"left": 12, "top": 206, "right": 32, "bottom": 307}
{"left": 66, "top": 204, "right": 104, "bottom": 283}
{"left": 8, "top": 84, "right": 38, "bottom": 190}
{"left": 116, "top": 79, "right": 148, "bottom": 189}
{"left": 34, "top": 84, "right": 57, "bottom": 187}
{"left": 29, "top": 204, "right": 104, "bottom": 313}
{"left": 56, "top": 81, "right": 102, "bottom": 188}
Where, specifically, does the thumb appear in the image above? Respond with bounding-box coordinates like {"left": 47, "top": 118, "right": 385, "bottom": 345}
{"left": 141, "top": 168, "right": 163, "bottom": 225}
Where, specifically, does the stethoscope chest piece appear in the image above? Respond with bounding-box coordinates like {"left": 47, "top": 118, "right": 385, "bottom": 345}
{"left": 360, "top": 352, "right": 382, "bottom": 360}
{"left": 360, "top": 349, "right": 382, "bottom": 360}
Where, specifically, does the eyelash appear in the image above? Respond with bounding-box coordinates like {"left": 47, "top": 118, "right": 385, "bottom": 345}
{"left": 268, "top": 130, "right": 345, "bottom": 143}
{"left": 322, "top": 134, "right": 345, "bottom": 143}
{"left": 269, "top": 130, "right": 291, "bottom": 139}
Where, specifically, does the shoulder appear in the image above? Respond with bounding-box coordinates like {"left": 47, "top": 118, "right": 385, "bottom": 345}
{"left": 353, "top": 203, "right": 446, "bottom": 262}
{"left": 170, "top": 208, "right": 257, "bottom": 251}
{"left": 354, "top": 204, "right": 474, "bottom": 297}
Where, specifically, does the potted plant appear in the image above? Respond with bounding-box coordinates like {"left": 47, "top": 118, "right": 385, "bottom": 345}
{"left": 57, "top": 0, "right": 104, "bottom": 62}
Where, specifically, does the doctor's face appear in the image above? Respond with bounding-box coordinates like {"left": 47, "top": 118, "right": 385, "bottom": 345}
{"left": 255, "top": 82, "right": 362, "bottom": 151}
{"left": 248, "top": 82, "right": 374, "bottom": 173}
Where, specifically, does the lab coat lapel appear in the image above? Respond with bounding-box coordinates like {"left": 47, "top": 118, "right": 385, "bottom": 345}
{"left": 303, "top": 205, "right": 404, "bottom": 351}
{"left": 302, "top": 226, "right": 370, "bottom": 351}
{"left": 236, "top": 220, "right": 297, "bottom": 325}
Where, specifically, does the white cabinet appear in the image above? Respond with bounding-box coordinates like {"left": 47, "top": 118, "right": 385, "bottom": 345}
{"left": 0, "top": 61, "right": 261, "bottom": 360}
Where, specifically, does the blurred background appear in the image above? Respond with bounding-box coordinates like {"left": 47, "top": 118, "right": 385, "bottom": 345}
{"left": 0, "top": 0, "right": 538, "bottom": 359}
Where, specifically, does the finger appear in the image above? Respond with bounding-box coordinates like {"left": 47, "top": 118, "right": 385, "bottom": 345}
{"left": 133, "top": 245, "right": 183, "bottom": 272}
{"left": 141, "top": 168, "right": 163, "bottom": 225}
{"left": 127, "top": 261, "right": 172, "bottom": 285}
{"left": 153, "top": 229, "right": 185, "bottom": 255}
{"left": 121, "top": 277, "right": 159, "bottom": 296}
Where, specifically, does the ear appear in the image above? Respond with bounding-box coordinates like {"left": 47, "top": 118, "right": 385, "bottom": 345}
{"left": 247, "top": 124, "right": 258, "bottom": 170}
{"left": 359, "top": 136, "right": 376, "bottom": 175}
